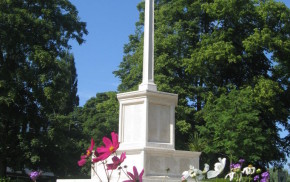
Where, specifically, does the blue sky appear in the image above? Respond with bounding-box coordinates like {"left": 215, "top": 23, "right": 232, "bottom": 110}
{"left": 69, "top": 0, "right": 141, "bottom": 106}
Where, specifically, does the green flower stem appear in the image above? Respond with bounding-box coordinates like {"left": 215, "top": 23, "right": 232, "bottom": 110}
{"left": 121, "top": 167, "right": 131, "bottom": 180}
{"left": 91, "top": 165, "right": 103, "bottom": 182}
{"left": 101, "top": 162, "right": 110, "bottom": 181}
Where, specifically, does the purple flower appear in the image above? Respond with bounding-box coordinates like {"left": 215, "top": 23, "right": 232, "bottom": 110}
{"left": 29, "top": 171, "right": 41, "bottom": 181}
{"left": 123, "top": 166, "right": 144, "bottom": 182}
{"left": 234, "top": 163, "right": 241, "bottom": 169}
{"left": 261, "top": 171, "right": 269, "bottom": 179}
{"left": 254, "top": 175, "right": 260, "bottom": 181}
{"left": 239, "top": 159, "right": 245, "bottom": 164}
{"left": 261, "top": 178, "right": 268, "bottom": 182}
{"left": 261, "top": 171, "right": 270, "bottom": 182}
{"left": 106, "top": 152, "right": 126, "bottom": 170}
{"left": 230, "top": 163, "right": 239, "bottom": 169}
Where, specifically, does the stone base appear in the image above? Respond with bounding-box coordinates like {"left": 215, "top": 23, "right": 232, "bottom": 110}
{"left": 57, "top": 146, "right": 201, "bottom": 182}
{"left": 57, "top": 180, "right": 91, "bottom": 182}
{"left": 92, "top": 147, "right": 201, "bottom": 182}
{"left": 57, "top": 176, "right": 184, "bottom": 182}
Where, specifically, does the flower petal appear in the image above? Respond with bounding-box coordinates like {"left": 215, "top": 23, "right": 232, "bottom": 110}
{"left": 111, "top": 132, "right": 118, "bottom": 145}
{"left": 106, "top": 163, "right": 118, "bottom": 170}
{"left": 112, "top": 133, "right": 119, "bottom": 150}
{"left": 78, "top": 159, "right": 86, "bottom": 166}
{"left": 89, "top": 138, "right": 95, "bottom": 151}
{"left": 207, "top": 171, "right": 219, "bottom": 179}
{"left": 111, "top": 156, "right": 120, "bottom": 163}
{"left": 139, "top": 169, "right": 144, "bottom": 181}
{"left": 225, "top": 172, "right": 235, "bottom": 181}
{"left": 103, "top": 136, "right": 112, "bottom": 147}
{"left": 97, "top": 152, "right": 111, "bottom": 161}
{"left": 203, "top": 164, "right": 209, "bottom": 173}
{"left": 127, "top": 172, "right": 135, "bottom": 180}
{"left": 133, "top": 166, "right": 138, "bottom": 179}
{"left": 182, "top": 171, "right": 189, "bottom": 179}
{"left": 92, "top": 157, "right": 100, "bottom": 163}
{"left": 207, "top": 158, "right": 226, "bottom": 179}
{"left": 120, "top": 152, "right": 126, "bottom": 162}
{"left": 97, "top": 146, "right": 109, "bottom": 153}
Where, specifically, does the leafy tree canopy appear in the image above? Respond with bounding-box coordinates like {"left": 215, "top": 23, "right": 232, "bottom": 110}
{"left": 74, "top": 92, "right": 119, "bottom": 176}
{"left": 0, "top": 0, "right": 87, "bottom": 177}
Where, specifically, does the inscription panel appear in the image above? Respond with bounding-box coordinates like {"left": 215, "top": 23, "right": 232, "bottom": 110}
{"left": 148, "top": 103, "right": 170, "bottom": 143}
{"left": 123, "top": 103, "right": 144, "bottom": 143}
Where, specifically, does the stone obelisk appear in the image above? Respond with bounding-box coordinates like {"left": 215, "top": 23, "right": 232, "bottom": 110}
{"left": 138, "top": 0, "right": 157, "bottom": 92}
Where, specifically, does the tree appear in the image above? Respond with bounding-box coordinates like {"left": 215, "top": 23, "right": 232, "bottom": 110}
{"left": 39, "top": 53, "right": 85, "bottom": 178}
{"left": 73, "top": 92, "right": 119, "bottom": 176}
{"left": 80, "top": 92, "right": 119, "bottom": 145}
{"left": 114, "top": 0, "right": 289, "bottom": 166}
{"left": 197, "top": 79, "right": 286, "bottom": 165}
{"left": 0, "top": 0, "right": 87, "bottom": 177}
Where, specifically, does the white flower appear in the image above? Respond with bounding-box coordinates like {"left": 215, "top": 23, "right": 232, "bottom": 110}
{"left": 182, "top": 170, "right": 190, "bottom": 180}
{"left": 203, "top": 164, "right": 209, "bottom": 173}
{"left": 242, "top": 166, "right": 256, "bottom": 175}
{"left": 190, "top": 169, "right": 201, "bottom": 178}
{"left": 225, "top": 172, "right": 236, "bottom": 181}
{"left": 225, "top": 171, "right": 243, "bottom": 182}
{"left": 207, "top": 158, "right": 226, "bottom": 179}
{"left": 182, "top": 165, "right": 195, "bottom": 181}
{"left": 182, "top": 164, "right": 209, "bottom": 182}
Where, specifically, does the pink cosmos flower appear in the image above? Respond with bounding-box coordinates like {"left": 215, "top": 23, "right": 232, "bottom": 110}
{"left": 78, "top": 138, "right": 95, "bottom": 167}
{"left": 78, "top": 158, "right": 86, "bottom": 166}
{"left": 92, "top": 151, "right": 101, "bottom": 163}
{"left": 96, "top": 132, "right": 119, "bottom": 161}
{"left": 106, "top": 152, "right": 126, "bottom": 170}
{"left": 123, "top": 166, "right": 144, "bottom": 182}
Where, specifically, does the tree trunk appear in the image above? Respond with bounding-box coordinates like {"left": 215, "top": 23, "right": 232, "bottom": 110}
{"left": 0, "top": 112, "right": 8, "bottom": 178}
{"left": 0, "top": 158, "right": 7, "bottom": 178}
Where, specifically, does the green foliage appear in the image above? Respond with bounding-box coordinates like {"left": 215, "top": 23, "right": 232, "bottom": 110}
{"left": 80, "top": 92, "right": 119, "bottom": 145}
{"left": 114, "top": 0, "right": 290, "bottom": 166}
{"left": 197, "top": 80, "right": 286, "bottom": 164}
{"left": 204, "top": 178, "right": 230, "bottom": 182}
{"left": 269, "top": 168, "right": 290, "bottom": 182}
{"left": 72, "top": 92, "right": 119, "bottom": 176}
{"left": 0, "top": 178, "right": 11, "bottom": 182}
{"left": 0, "top": 0, "right": 87, "bottom": 178}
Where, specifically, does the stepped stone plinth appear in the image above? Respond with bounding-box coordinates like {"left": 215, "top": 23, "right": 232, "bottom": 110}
{"left": 92, "top": 90, "right": 200, "bottom": 182}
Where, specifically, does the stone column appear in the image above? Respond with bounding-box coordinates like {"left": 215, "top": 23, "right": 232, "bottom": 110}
{"left": 139, "top": 0, "right": 157, "bottom": 91}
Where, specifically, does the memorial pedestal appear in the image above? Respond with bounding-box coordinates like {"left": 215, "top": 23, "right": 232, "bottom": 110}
{"left": 93, "top": 90, "right": 200, "bottom": 181}
{"left": 92, "top": 147, "right": 200, "bottom": 182}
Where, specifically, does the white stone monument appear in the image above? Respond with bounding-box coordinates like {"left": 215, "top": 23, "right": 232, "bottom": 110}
{"left": 95, "top": 0, "right": 201, "bottom": 181}
{"left": 58, "top": 0, "right": 200, "bottom": 181}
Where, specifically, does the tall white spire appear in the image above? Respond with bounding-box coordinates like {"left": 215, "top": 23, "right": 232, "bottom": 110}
{"left": 139, "top": 0, "right": 157, "bottom": 91}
